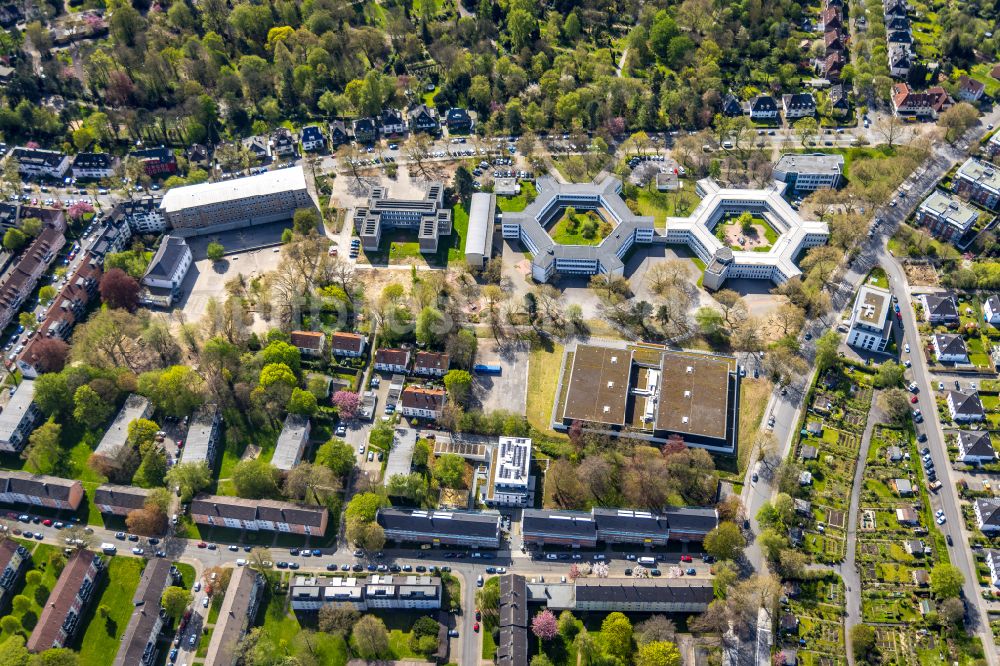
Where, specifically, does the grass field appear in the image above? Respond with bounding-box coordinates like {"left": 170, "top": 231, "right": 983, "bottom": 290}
{"left": 527, "top": 342, "right": 566, "bottom": 436}
{"left": 551, "top": 154, "right": 607, "bottom": 182}
{"left": 0, "top": 543, "right": 61, "bottom": 645}
{"left": 738, "top": 378, "right": 775, "bottom": 473}
{"left": 359, "top": 198, "right": 470, "bottom": 267}
{"left": 970, "top": 64, "right": 1000, "bottom": 97}
{"left": 633, "top": 185, "right": 701, "bottom": 228}
{"left": 548, "top": 210, "right": 609, "bottom": 246}
{"left": 78, "top": 557, "right": 145, "bottom": 663}
{"left": 497, "top": 181, "right": 537, "bottom": 213}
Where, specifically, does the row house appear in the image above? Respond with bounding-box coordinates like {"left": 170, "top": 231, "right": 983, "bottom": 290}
{"left": 71, "top": 152, "right": 116, "bottom": 180}
{"left": 520, "top": 507, "right": 718, "bottom": 548}
{"left": 363, "top": 574, "right": 441, "bottom": 610}
{"left": 0, "top": 225, "right": 65, "bottom": 331}
{"left": 11, "top": 147, "right": 70, "bottom": 180}
{"left": 111, "top": 559, "right": 175, "bottom": 666}
{"left": 26, "top": 551, "right": 103, "bottom": 652}
{"left": 413, "top": 351, "right": 449, "bottom": 377}
{"left": 888, "top": 45, "right": 912, "bottom": 78}
{"left": 822, "top": 0, "right": 846, "bottom": 82}
{"left": 93, "top": 484, "right": 151, "bottom": 517}
{"left": 0, "top": 470, "right": 84, "bottom": 510}
{"left": 377, "top": 508, "right": 502, "bottom": 549}
{"left": 330, "top": 331, "right": 366, "bottom": 358}
{"left": 884, "top": 0, "right": 913, "bottom": 79}
{"left": 18, "top": 254, "right": 101, "bottom": 378}
{"left": 190, "top": 494, "right": 329, "bottom": 536}
{"left": 129, "top": 147, "right": 177, "bottom": 177}
{"left": 400, "top": 386, "right": 447, "bottom": 420}
{"left": 955, "top": 158, "right": 1000, "bottom": 210}
{"left": 374, "top": 347, "right": 410, "bottom": 372}
{"left": 0, "top": 381, "right": 42, "bottom": 453}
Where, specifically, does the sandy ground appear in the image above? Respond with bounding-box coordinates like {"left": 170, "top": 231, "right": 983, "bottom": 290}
{"left": 720, "top": 222, "right": 771, "bottom": 251}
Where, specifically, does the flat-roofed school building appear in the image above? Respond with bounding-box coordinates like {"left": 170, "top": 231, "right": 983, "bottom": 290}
{"left": 552, "top": 342, "right": 740, "bottom": 453}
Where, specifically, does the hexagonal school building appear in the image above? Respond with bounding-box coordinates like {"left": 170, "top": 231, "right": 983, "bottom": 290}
{"left": 664, "top": 179, "right": 829, "bottom": 291}
{"left": 500, "top": 175, "right": 655, "bottom": 282}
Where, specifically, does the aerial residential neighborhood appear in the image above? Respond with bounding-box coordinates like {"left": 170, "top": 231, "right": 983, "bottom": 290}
{"left": 1, "top": 0, "right": 1000, "bottom": 664}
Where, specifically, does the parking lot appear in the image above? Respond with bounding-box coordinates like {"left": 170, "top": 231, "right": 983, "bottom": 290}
{"left": 176, "top": 245, "right": 284, "bottom": 323}
{"left": 472, "top": 346, "right": 529, "bottom": 415}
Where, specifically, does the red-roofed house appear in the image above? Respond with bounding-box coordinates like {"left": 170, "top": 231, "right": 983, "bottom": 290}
{"left": 289, "top": 331, "right": 326, "bottom": 357}
{"left": 329, "top": 332, "right": 366, "bottom": 358}
{"left": 374, "top": 348, "right": 410, "bottom": 373}
{"left": 400, "top": 386, "right": 446, "bottom": 420}
{"left": 892, "top": 83, "right": 952, "bottom": 119}
{"left": 413, "top": 351, "right": 450, "bottom": 377}
{"left": 958, "top": 75, "right": 986, "bottom": 102}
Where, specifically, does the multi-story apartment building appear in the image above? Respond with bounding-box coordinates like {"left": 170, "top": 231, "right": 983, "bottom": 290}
{"left": 932, "top": 333, "right": 968, "bottom": 363}
{"left": 27, "top": 550, "right": 103, "bottom": 652}
{"left": 112, "top": 559, "right": 174, "bottom": 666}
{"left": 773, "top": 154, "right": 844, "bottom": 192}
{"left": 957, "top": 431, "right": 996, "bottom": 465}
{"left": 955, "top": 158, "right": 1000, "bottom": 210}
{"left": 0, "top": 380, "right": 41, "bottom": 453}
{"left": 11, "top": 147, "right": 70, "bottom": 179}
{"left": 484, "top": 437, "right": 531, "bottom": 507}
{"left": 159, "top": 167, "right": 315, "bottom": 236}
{"left": 364, "top": 574, "right": 441, "bottom": 610}
{"left": 0, "top": 541, "right": 30, "bottom": 612}
{"left": 203, "top": 567, "right": 264, "bottom": 666}
{"left": 947, "top": 390, "right": 986, "bottom": 422}
{"left": 271, "top": 414, "right": 310, "bottom": 471}
{"left": 0, "top": 471, "right": 83, "bottom": 510}
{"left": 95, "top": 394, "right": 153, "bottom": 458}
{"left": 377, "top": 508, "right": 501, "bottom": 548}
{"left": 129, "top": 147, "right": 177, "bottom": 177}
{"left": 0, "top": 226, "right": 66, "bottom": 331}
{"left": 846, "top": 285, "right": 893, "bottom": 353}
{"left": 190, "top": 495, "right": 329, "bottom": 536}
{"left": 17, "top": 255, "right": 101, "bottom": 378}
{"left": 291, "top": 575, "right": 365, "bottom": 610}
{"left": 400, "top": 387, "right": 446, "bottom": 421}
{"left": 110, "top": 196, "right": 167, "bottom": 235}
{"left": 141, "top": 235, "right": 192, "bottom": 307}
{"left": 181, "top": 404, "right": 221, "bottom": 467}
{"left": 93, "top": 484, "right": 151, "bottom": 516}
{"left": 522, "top": 507, "right": 717, "bottom": 548}
{"left": 915, "top": 190, "right": 979, "bottom": 243}
{"left": 71, "top": 152, "right": 115, "bottom": 180}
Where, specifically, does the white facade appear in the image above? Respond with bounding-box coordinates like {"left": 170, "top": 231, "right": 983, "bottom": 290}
{"left": 846, "top": 285, "right": 893, "bottom": 353}
{"left": 665, "top": 179, "right": 829, "bottom": 291}
{"left": 485, "top": 437, "right": 532, "bottom": 507}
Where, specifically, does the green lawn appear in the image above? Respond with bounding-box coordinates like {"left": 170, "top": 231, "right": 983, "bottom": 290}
{"left": 258, "top": 589, "right": 349, "bottom": 663}
{"left": 497, "top": 181, "right": 537, "bottom": 213}
{"left": 527, "top": 342, "right": 566, "bottom": 437}
{"left": 78, "top": 557, "right": 145, "bottom": 663}
{"left": 0, "top": 543, "right": 61, "bottom": 646}
{"left": 548, "top": 210, "right": 609, "bottom": 246}
{"left": 482, "top": 625, "right": 497, "bottom": 659}
{"left": 359, "top": 198, "right": 470, "bottom": 268}
{"left": 174, "top": 562, "right": 196, "bottom": 589}
{"left": 551, "top": 154, "right": 607, "bottom": 182}
{"left": 633, "top": 185, "right": 701, "bottom": 228}
{"left": 970, "top": 64, "right": 1000, "bottom": 97}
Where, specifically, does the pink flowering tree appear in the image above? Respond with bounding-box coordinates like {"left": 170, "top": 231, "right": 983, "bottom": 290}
{"left": 568, "top": 563, "right": 581, "bottom": 580}
{"left": 67, "top": 201, "right": 95, "bottom": 222}
{"left": 531, "top": 609, "right": 558, "bottom": 641}
{"left": 332, "top": 390, "right": 361, "bottom": 419}
{"left": 593, "top": 562, "right": 609, "bottom": 578}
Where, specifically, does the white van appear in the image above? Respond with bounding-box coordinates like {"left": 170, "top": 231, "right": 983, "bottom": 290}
{"left": 637, "top": 556, "right": 657, "bottom": 566}
{"left": 101, "top": 543, "right": 117, "bottom": 554}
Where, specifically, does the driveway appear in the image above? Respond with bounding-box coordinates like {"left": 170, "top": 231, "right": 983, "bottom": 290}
{"left": 384, "top": 425, "right": 416, "bottom": 480}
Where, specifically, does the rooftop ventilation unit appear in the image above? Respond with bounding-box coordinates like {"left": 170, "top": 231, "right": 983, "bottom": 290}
{"left": 682, "top": 416, "right": 689, "bottom": 424}
{"left": 607, "top": 381, "right": 614, "bottom": 389}
{"left": 603, "top": 405, "right": 610, "bottom": 413}
{"left": 686, "top": 366, "right": 693, "bottom": 374}
{"left": 684, "top": 390, "right": 691, "bottom": 397}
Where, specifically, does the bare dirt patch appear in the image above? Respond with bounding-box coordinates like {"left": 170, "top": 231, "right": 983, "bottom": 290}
{"left": 902, "top": 262, "right": 939, "bottom": 287}
{"left": 719, "top": 222, "right": 772, "bottom": 251}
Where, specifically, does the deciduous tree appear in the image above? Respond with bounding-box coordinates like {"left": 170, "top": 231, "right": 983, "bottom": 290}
{"left": 161, "top": 587, "right": 192, "bottom": 621}
{"left": 351, "top": 615, "right": 390, "bottom": 660}
{"left": 99, "top": 269, "right": 140, "bottom": 311}
{"left": 531, "top": 609, "right": 558, "bottom": 640}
